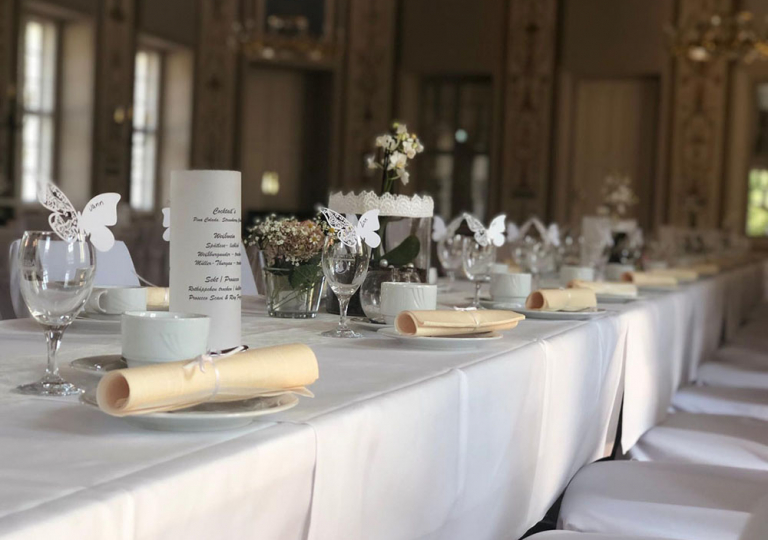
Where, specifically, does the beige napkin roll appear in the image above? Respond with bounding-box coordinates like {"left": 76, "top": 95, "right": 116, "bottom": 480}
{"left": 686, "top": 263, "right": 719, "bottom": 276}
{"left": 621, "top": 271, "right": 678, "bottom": 287}
{"left": 525, "top": 289, "right": 597, "bottom": 311}
{"left": 97, "top": 344, "right": 318, "bottom": 416}
{"left": 567, "top": 279, "right": 638, "bottom": 298}
{"left": 395, "top": 310, "right": 524, "bottom": 337}
{"left": 146, "top": 287, "right": 170, "bottom": 310}
{"left": 648, "top": 268, "right": 699, "bottom": 282}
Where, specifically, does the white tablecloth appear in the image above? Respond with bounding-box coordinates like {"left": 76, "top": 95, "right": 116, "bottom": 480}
{"left": 0, "top": 261, "right": 764, "bottom": 540}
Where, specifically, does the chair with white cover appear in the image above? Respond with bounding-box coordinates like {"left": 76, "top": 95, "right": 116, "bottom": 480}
{"left": 671, "top": 384, "right": 768, "bottom": 421}
{"left": 530, "top": 533, "right": 671, "bottom": 540}
{"left": 9, "top": 239, "right": 140, "bottom": 318}
{"left": 629, "top": 412, "right": 768, "bottom": 470}
{"left": 558, "top": 461, "right": 768, "bottom": 540}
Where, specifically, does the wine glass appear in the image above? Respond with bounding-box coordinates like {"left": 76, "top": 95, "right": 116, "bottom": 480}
{"left": 437, "top": 234, "right": 463, "bottom": 289}
{"left": 321, "top": 235, "right": 371, "bottom": 338}
{"left": 16, "top": 231, "right": 96, "bottom": 396}
{"left": 462, "top": 236, "right": 496, "bottom": 309}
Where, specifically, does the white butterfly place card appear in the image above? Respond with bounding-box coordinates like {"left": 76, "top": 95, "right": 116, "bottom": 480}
{"left": 38, "top": 182, "right": 121, "bottom": 252}
{"left": 464, "top": 213, "right": 506, "bottom": 247}
{"left": 320, "top": 208, "right": 381, "bottom": 249}
{"left": 432, "top": 215, "right": 465, "bottom": 242}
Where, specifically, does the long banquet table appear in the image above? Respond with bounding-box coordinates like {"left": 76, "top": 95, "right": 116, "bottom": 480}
{"left": 0, "top": 261, "right": 765, "bottom": 540}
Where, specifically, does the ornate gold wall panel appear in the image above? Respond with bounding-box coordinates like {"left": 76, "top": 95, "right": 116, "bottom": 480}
{"left": 668, "top": 0, "right": 733, "bottom": 227}
{"left": 191, "top": 0, "right": 239, "bottom": 170}
{"left": 497, "top": 0, "right": 558, "bottom": 220}
{"left": 92, "top": 0, "right": 136, "bottom": 197}
{"left": 338, "top": 0, "right": 397, "bottom": 191}
{"left": 0, "top": 0, "right": 18, "bottom": 197}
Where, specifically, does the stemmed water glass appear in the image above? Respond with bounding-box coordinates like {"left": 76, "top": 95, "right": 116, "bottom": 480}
{"left": 16, "top": 231, "right": 96, "bottom": 396}
{"left": 462, "top": 236, "right": 496, "bottom": 309}
{"left": 437, "top": 234, "right": 463, "bottom": 289}
{"left": 321, "top": 235, "right": 371, "bottom": 338}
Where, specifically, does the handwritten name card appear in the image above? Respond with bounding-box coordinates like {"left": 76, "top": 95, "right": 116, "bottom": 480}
{"left": 170, "top": 170, "right": 242, "bottom": 351}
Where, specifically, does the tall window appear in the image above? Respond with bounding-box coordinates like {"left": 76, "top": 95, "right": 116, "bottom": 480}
{"left": 19, "top": 17, "right": 58, "bottom": 202}
{"left": 130, "top": 49, "right": 161, "bottom": 210}
{"left": 418, "top": 77, "right": 492, "bottom": 221}
{"left": 747, "top": 83, "right": 768, "bottom": 237}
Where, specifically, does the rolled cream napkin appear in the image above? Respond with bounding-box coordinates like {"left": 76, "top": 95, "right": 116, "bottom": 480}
{"left": 395, "top": 310, "right": 524, "bottom": 337}
{"left": 525, "top": 289, "right": 597, "bottom": 311}
{"left": 567, "top": 279, "right": 638, "bottom": 298}
{"left": 686, "top": 263, "right": 719, "bottom": 276}
{"left": 621, "top": 271, "right": 677, "bottom": 287}
{"left": 97, "top": 344, "right": 318, "bottom": 416}
{"left": 146, "top": 287, "right": 170, "bottom": 310}
{"left": 648, "top": 268, "right": 699, "bottom": 282}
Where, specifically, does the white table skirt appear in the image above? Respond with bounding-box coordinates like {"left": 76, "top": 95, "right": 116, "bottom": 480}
{"left": 0, "top": 261, "right": 764, "bottom": 540}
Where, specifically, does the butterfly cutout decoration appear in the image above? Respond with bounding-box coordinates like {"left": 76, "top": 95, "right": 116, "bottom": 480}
{"left": 432, "top": 215, "right": 465, "bottom": 242}
{"left": 162, "top": 207, "right": 170, "bottom": 241}
{"left": 464, "top": 213, "right": 506, "bottom": 247}
{"left": 37, "top": 182, "right": 121, "bottom": 252}
{"left": 320, "top": 208, "right": 381, "bottom": 248}
{"left": 506, "top": 222, "right": 520, "bottom": 243}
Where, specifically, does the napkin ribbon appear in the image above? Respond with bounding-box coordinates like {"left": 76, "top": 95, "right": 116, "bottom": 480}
{"left": 183, "top": 345, "right": 246, "bottom": 400}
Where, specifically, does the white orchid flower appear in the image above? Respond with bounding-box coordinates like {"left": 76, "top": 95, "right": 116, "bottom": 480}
{"left": 388, "top": 151, "right": 408, "bottom": 170}
{"left": 399, "top": 170, "right": 410, "bottom": 185}
{"left": 396, "top": 123, "right": 408, "bottom": 135}
{"left": 366, "top": 156, "right": 379, "bottom": 170}
{"left": 376, "top": 135, "right": 397, "bottom": 151}
{"left": 402, "top": 140, "right": 417, "bottom": 159}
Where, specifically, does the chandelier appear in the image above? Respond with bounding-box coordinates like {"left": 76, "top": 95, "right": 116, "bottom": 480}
{"left": 667, "top": 11, "right": 768, "bottom": 63}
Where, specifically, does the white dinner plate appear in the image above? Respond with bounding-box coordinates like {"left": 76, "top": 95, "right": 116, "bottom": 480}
{"left": 511, "top": 307, "right": 607, "bottom": 321}
{"left": 377, "top": 327, "right": 502, "bottom": 349}
{"left": 349, "top": 317, "right": 392, "bottom": 331}
{"left": 77, "top": 312, "right": 122, "bottom": 324}
{"left": 479, "top": 299, "right": 526, "bottom": 310}
{"left": 70, "top": 354, "right": 127, "bottom": 374}
{"left": 596, "top": 294, "right": 641, "bottom": 304}
{"left": 637, "top": 285, "right": 678, "bottom": 293}
{"left": 81, "top": 391, "right": 299, "bottom": 432}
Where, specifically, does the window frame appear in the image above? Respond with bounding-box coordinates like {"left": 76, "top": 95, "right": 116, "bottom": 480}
{"left": 129, "top": 45, "right": 165, "bottom": 212}
{"left": 16, "top": 13, "right": 62, "bottom": 205}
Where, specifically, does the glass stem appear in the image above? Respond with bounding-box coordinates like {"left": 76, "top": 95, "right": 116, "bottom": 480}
{"left": 338, "top": 295, "right": 350, "bottom": 330}
{"left": 43, "top": 326, "right": 65, "bottom": 383}
{"left": 447, "top": 270, "right": 455, "bottom": 283}
{"left": 474, "top": 282, "right": 481, "bottom": 307}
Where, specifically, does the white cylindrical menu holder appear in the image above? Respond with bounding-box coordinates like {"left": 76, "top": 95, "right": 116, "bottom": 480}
{"left": 170, "top": 170, "right": 242, "bottom": 351}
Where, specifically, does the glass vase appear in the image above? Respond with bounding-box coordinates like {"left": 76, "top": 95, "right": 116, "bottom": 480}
{"left": 263, "top": 266, "right": 325, "bottom": 319}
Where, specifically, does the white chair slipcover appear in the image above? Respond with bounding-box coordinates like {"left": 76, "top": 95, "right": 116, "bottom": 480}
{"left": 629, "top": 412, "right": 768, "bottom": 470}
{"left": 672, "top": 385, "right": 768, "bottom": 421}
{"left": 531, "top": 533, "right": 672, "bottom": 540}
{"left": 697, "top": 362, "right": 768, "bottom": 390}
{"left": 240, "top": 243, "right": 258, "bottom": 296}
{"left": 9, "top": 239, "right": 140, "bottom": 318}
{"left": 559, "top": 461, "right": 768, "bottom": 540}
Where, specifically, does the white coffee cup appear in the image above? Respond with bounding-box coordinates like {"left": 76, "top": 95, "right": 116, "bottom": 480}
{"left": 121, "top": 311, "right": 210, "bottom": 367}
{"left": 85, "top": 286, "right": 147, "bottom": 316}
{"left": 560, "top": 265, "right": 595, "bottom": 285}
{"left": 605, "top": 263, "right": 635, "bottom": 282}
{"left": 381, "top": 282, "right": 437, "bottom": 325}
{"left": 490, "top": 272, "right": 532, "bottom": 301}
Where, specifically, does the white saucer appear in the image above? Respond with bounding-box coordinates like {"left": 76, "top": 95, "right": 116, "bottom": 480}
{"left": 377, "top": 327, "right": 502, "bottom": 349}
{"left": 81, "top": 391, "right": 299, "bottom": 432}
{"left": 512, "top": 307, "right": 607, "bottom": 321}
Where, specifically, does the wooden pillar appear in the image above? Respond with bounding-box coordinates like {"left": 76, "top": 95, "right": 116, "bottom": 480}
{"left": 92, "top": 0, "right": 137, "bottom": 197}
{"left": 667, "top": 0, "right": 733, "bottom": 228}
{"left": 338, "top": 0, "right": 397, "bottom": 191}
{"left": 496, "top": 0, "right": 558, "bottom": 221}
{"left": 0, "top": 0, "right": 18, "bottom": 198}
{"left": 191, "top": 0, "right": 239, "bottom": 170}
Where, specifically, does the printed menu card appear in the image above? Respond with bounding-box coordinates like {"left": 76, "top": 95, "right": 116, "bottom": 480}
{"left": 170, "top": 170, "right": 242, "bottom": 351}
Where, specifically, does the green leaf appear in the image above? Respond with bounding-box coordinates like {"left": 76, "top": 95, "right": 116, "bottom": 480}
{"left": 382, "top": 235, "right": 420, "bottom": 267}
{"left": 289, "top": 262, "right": 323, "bottom": 290}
